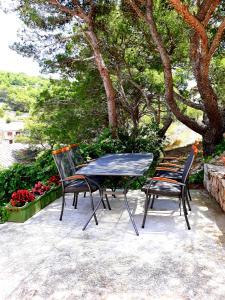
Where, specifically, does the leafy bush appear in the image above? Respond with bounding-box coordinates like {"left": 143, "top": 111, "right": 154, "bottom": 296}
{"left": 214, "top": 139, "right": 225, "bottom": 156}
{"left": 0, "top": 207, "right": 9, "bottom": 223}
{"left": 204, "top": 139, "right": 225, "bottom": 163}
{"left": 79, "top": 126, "right": 163, "bottom": 190}
{"left": 0, "top": 125, "right": 163, "bottom": 203}
{"left": 0, "top": 150, "right": 57, "bottom": 204}
{"left": 189, "top": 170, "right": 204, "bottom": 184}
{"left": 80, "top": 125, "right": 163, "bottom": 161}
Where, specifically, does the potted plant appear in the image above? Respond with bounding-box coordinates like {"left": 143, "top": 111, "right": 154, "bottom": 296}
{"left": 6, "top": 177, "right": 62, "bottom": 223}
{"left": 10, "top": 189, "right": 35, "bottom": 207}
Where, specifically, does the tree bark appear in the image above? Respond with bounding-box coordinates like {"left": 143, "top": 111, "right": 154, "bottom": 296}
{"left": 127, "top": 0, "right": 225, "bottom": 155}
{"left": 85, "top": 29, "right": 118, "bottom": 132}
{"left": 145, "top": 0, "right": 206, "bottom": 135}
{"left": 48, "top": 0, "right": 118, "bottom": 133}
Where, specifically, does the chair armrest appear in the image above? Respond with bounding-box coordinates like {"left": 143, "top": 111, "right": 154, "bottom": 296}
{"left": 87, "top": 159, "right": 96, "bottom": 162}
{"left": 162, "top": 156, "right": 184, "bottom": 161}
{"left": 76, "top": 163, "right": 88, "bottom": 169}
{"left": 156, "top": 167, "right": 179, "bottom": 172}
{"left": 149, "top": 177, "right": 185, "bottom": 186}
{"left": 158, "top": 162, "right": 183, "bottom": 168}
{"left": 61, "top": 175, "right": 86, "bottom": 181}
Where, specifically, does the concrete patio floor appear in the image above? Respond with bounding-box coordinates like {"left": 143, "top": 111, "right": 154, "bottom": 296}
{"left": 1, "top": 189, "right": 225, "bottom": 300}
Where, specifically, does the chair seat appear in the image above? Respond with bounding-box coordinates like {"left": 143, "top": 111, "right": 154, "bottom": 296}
{"left": 64, "top": 180, "right": 98, "bottom": 193}
{"left": 141, "top": 180, "right": 182, "bottom": 197}
{"left": 155, "top": 170, "right": 183, "bottom": 181}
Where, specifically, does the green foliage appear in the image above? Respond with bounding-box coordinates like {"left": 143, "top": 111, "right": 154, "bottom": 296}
{"left": 0, "top": 71, "right": 49, "bottom": 112}
{"left": 214, "top": 139, "right": 225, "bottom": 156}
{"left": 80, "top": 125, "right": 164, "bottom": 161}
{"left": 204, "top": 139, "right": 225, "bottom": 163}
{"left": 0, "top": 207, "right": 9, "bottom": 224}
{"left": 189, "top": 139, "right": 225, "bottom": 184}
{"left": 79, "top": 126, "right": 162, "bottom": 190}
{"left": 23, "top": 75, "right": 107, "bottom": 146}
{"left": 189, "top": 170, "right": 204, "bottom": 184}
{"left": 0, "top": 107, "right": 4, "bottom": 118}
{"left": 0, "top": 150, "right": 57, "bottom": 204}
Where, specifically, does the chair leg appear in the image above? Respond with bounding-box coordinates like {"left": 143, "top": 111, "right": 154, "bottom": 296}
{"left": 101, "top": 197, "right": 106, "bottom": 209}
{"left": 59, "top": 193, "right": 66, "bottom": 221}
{"left": 187, "top": 186, "right": 192, "bottom": 202}
{"left": 72, "top": 193, "right": 76, "bottom": 206}
{"left": 179, "top": 196, "right": 182, "bottom": 216}
{"left": 181, "top": 190, "right": 191, "bottom": 230}
{"left": 142, "top": 194, "right": 152, "bottom": 228}
{"left": 90, "top": 193, "right": 98, "bottom": 225}
{"left": 74, "top": 193, "right": 78, "bottom": 209}
{"left": 99, "top": 190, "right": 106, "bottom": 209}
{"left": 112, "top": 188, "right": 116, "bottom": 198}
{"left": 105, "top": 194, "right": 111, "bottom": 210}
{"left": 150, "top": 195, "right": 155, "bottom": 209}
{"left": 185, "top": 188, "right": 191, "bottom": 211}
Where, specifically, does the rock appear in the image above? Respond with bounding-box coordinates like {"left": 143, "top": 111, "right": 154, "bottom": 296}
{"left": 204, "top": 164, "right": 225, "bottom": 212}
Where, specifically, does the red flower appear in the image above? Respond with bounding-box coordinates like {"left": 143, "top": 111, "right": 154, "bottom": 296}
{"left": 48, "top": 175, "right": 61, "bottom": 186}
{"left": 32, "top": 182, "right": 50, "bottom": 195}
{"left": 10, "top": 190, "right": 35, "bottom": 207}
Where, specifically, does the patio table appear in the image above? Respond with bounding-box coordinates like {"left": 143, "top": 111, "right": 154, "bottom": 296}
{"left": 76, "top": 153, "right": 154, "bottom": 235}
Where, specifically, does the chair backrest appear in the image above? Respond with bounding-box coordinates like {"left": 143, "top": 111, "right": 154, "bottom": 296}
{"left": 52, "top": 147, "right": 74, "bottom": 181}
{"left": 181, "top": 145, "right": 198, "bottom": 183}
{"left": 69, "top": 144, "right": 84, "bottom": 168}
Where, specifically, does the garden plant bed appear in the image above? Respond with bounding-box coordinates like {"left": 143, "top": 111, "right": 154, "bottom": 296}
{"left": 6, "top": 186, "right": 62, "bottom": 223}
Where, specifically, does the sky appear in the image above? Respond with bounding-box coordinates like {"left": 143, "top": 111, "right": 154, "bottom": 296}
{"left": 0, "top": 11, "right": 41, "bottom": 77}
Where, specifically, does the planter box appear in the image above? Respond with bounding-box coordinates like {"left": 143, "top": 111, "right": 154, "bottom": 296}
{"left": 6, "top": 186, "right": 62, "bottom": 223}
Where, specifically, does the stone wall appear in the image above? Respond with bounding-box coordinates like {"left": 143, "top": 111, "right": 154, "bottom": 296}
{"left": 204, "top": 164, "right": 225, "bottom": 212}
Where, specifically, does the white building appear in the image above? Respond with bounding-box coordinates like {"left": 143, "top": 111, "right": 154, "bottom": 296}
{"left": 0, "top": 121, "right": 24, "bottom": 143}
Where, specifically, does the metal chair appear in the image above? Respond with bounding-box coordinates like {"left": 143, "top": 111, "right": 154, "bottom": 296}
{"left": 153, "top": 144, "right": 199, "bottom": 202}
{"left": 52, "top": 146, "right": 103, "bottom": 223}
{"left": 141, "top": 148, "right": 197, "bottom": 230}
{"left": 68, "top": 144, "right": 111, "bottom": 210}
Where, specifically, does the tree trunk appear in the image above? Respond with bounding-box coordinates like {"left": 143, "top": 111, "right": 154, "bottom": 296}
{"left": 145, "top": 0, "right": 206, "bottom": 135}
{"left": 190, "top": 34, "right": 223, "bottom": 155}
{"left": 158, "top": 112, "right": 173, "bottom": 138}
{"left": 85, "top": 29, "right": 118, "bottom": 134}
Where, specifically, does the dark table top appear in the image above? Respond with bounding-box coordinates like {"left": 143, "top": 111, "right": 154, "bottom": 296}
{"left": 76, "top": 153, "right": 154, "bottom": 177}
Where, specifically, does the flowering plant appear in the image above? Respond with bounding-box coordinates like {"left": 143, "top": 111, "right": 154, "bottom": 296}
{"left": 10, "top": 190, "right": 35, "bottom": 207}
{"left": 48, "top": 175, "right": 61, "bottom": 186}
{"left": 32, "top": 182, "right": 50, "bottom": 195}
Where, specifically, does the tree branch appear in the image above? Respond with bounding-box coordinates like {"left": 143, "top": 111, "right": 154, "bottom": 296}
{"left": 144, "top": 0, "right": 206, "bottom": 135}
{"left": 174, "top": 91, "right": 204, "bottom": 110}
{"left": 48, "top": 0, "right": 89, "bottom": 22}
{"left": 201, "top": 0, "right": 221, "bottom": 26}
{"left": 208, "top": 17, "right": 225, "bottom": 58}
{"left": 168, "top": 0, "right": 208, "bottom": 52}
{"left": 127, "top": 0, "right": 145, "bottom": 19}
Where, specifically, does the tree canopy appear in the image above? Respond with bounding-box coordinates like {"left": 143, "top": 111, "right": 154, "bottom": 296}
{"left": 2, "top": 0, "right": 225, "bottom": 154}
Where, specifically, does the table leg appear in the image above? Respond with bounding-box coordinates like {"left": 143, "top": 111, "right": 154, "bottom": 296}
{"left": 82, "top": 198, "right": 103, "bottom": 231}
{"left": 124, "top": 193, "right": 139, "bottom": 236}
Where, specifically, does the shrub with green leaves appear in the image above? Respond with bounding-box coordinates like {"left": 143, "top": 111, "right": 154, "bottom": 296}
{"left": 189, "top": 170, "right": 204, "bottom": 184}
{"left": 80, "top": 125, "right": 164, "bottom": 161}
{"left": 0, "top": 150, "right": 57, "bottom": 205}
{"left": 0, "top": 206, "right": 9, "bottom": 223}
